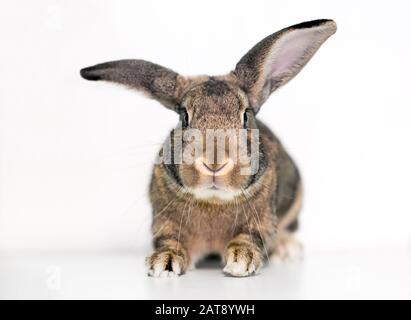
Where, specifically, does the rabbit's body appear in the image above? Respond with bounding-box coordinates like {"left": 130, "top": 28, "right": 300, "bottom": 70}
{"left": 149, "top": 118, "right": 301, "bottom": 269}
{"left": 81, "top": 19, "right": 336, "bottom": 277}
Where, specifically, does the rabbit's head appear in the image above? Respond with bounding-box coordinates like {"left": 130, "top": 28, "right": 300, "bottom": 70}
{"left": 81, "top": 19, "right": 336, "bottom": 201}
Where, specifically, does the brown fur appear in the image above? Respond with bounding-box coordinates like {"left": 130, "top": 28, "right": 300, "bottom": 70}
{"left": 80, "top": 19, "right": 337, "bottom": 277}
{"left": 149, "top": 116, "right": 296, "bottom": 272}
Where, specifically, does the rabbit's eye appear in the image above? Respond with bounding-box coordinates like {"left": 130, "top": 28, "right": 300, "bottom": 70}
{"left": 243, "top": 109, "right": 252, "bottom": 128}
{"left": 180, "top": 109, "right": 189, "bottom": 128}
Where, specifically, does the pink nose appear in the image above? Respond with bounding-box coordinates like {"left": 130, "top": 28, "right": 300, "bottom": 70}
{"left": 194, "top": 158, "right": 234, "bottom": 176}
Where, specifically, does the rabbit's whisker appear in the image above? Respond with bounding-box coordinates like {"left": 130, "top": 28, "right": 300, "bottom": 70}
{"left": 231, "top": 197, "right": 240, "bottom": 237}
{"left": 153, "top": 187, "right": 182, "bottom": 218}
{"left": 185, "top": 196, "right": 195, "bottom": 227}
{"left": 241, "top": 188, "right": 270, "bottom": 263}
{"left": 239, "top": 199, "right": 257, "bottom": 251}
{"left": 176, "top": 194, "right": 192, "bottom": 253}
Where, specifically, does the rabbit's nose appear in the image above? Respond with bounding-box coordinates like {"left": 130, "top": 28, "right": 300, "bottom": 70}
{"left": 194, "top": 158, "right": 234, "bottom": 176}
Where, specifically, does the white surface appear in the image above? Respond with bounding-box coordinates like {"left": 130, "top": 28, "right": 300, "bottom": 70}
{"left": 1, "top": 248, "right": 411, "bottom": 300}
{"left": 1, "top": 0, "right": 411, "bottom": 299}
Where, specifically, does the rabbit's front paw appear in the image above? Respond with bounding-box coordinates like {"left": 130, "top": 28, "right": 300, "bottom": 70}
{"left": 146, "top": 249, "right": 187, "bottom": 277}
{"left": 270, "top": 233, "right": 303, "bottom": 263}
{"left": 223, "top": 243, "right": 263, "bottom": 277}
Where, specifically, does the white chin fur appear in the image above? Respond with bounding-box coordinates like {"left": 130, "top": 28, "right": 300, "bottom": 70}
{"left": 191, "top": 188, "right": 239, "bottom": 201}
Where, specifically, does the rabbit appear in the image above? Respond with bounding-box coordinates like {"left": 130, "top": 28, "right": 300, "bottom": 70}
{"left": 80, "top": 19, "right": 337, "bottom": 277}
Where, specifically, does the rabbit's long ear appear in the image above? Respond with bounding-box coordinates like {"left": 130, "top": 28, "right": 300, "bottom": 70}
{"left": 233, "top": 19, "right": 337, "bottom": 112}
{"left": 80, "top": 59, "right": 187, "bottom": 110}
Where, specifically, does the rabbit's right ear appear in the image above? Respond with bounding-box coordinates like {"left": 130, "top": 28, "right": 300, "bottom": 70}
{"left": 232, "top": 19, "right": 337, "bottom": 112}
{"left": 80, "top": 59, "right": 187, "bottom": 110}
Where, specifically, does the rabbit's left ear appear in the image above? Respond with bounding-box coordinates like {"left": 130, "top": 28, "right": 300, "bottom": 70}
{"left": 233, "top": 19, "right": 337, "bottom": 112}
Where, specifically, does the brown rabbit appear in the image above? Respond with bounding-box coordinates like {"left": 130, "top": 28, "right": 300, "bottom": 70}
{"left": 80, "top": 19, "right": 337, "bottom": 277}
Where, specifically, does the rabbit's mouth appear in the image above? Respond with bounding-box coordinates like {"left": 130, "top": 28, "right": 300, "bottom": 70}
{"left": 188, "top": 178, "right": 242, "bottom": 201}
{"left": 179, "top": 157, "right": 250, "bottom": 201}
{"left": 190, "top": 186, "right": 241, "bottom": 201}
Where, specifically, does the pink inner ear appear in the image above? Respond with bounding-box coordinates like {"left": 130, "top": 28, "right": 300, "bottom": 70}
{"left": 265, "top": 28, "right": 323, "bottom": 79}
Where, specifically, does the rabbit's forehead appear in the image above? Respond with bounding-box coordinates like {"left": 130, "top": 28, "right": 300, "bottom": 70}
{"left": 181, "top": 79, "right": 248, "bottom": 129}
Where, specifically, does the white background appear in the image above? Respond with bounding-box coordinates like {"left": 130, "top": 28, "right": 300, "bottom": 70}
{"left": 1, "top": 0, "right": 411, "bottom": 299}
